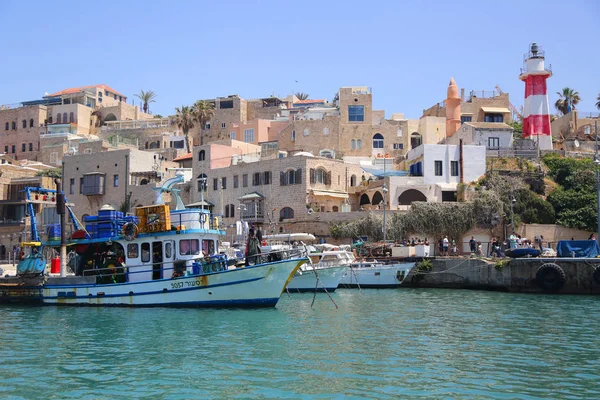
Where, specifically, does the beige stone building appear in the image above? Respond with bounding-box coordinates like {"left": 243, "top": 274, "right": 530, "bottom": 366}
{"left": 0, "top": 104, "right": 47, "bottom": 161}
{"left": 551, "top": 110, "right": 600, "bottom": 152}
{"left": 62, "top": 148, "right": 179, "bottom": 220}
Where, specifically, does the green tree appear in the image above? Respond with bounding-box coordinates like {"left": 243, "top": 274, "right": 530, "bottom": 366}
{"left": 193, "top": 100, "right": 215, "bottom": 146}
{"left": 554, "top": 87, "right": 580, "bottom": 115}
{"left": 295, "top": 92, "right": 309, "bottom": 100}
{"left": 172, "top": 105, "right": 196, "bottom": 153}
{"left": 134, "top": 90, "right": 157, "bottom": 114}
{"left": 596, "top": 93, "right": 600, "bottom": 110}
{"left": 508, "top": 121, "right": 523, "bottom": 134}
{"left": 36, "top": 168, "right": 62, "bottom": 178}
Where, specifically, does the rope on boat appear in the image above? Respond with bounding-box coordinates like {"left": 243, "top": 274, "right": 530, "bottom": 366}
{"left": 310, "top": 266, "right": 338, "bottom": 309}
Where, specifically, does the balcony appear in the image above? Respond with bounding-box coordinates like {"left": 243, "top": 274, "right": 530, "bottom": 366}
{"left": 102, "top": 117, "right": 171, "bottom": 131}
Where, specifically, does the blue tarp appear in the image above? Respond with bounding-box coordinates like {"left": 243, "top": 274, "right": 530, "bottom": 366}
{"left": 556, "top": 240, "right": 600, "bottom": 258}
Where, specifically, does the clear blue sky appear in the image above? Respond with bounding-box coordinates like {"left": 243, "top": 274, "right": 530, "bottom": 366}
{"left": 1, "top": 0, "right": 598, "bottom": 119}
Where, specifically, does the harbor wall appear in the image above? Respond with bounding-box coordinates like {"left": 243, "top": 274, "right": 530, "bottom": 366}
{"left": 403, "top": 258, "right": 600, "bottom": 295}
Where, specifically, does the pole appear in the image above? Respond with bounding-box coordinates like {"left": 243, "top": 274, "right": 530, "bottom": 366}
{"left": 595, "top": 121, "right": 599, "bottom": 245}
{"left": 383, "top": 160, "right": 387, "bottom": 242}
{"left": 55, "top": 179, "right": 67, "bottom": 277}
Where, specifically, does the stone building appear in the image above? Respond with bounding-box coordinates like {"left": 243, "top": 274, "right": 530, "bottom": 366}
{"left": 62, "top": 148, "right": 179, "bottom": 220}
{"left": 0, "top": 104, "right": 47, "bottom": 161}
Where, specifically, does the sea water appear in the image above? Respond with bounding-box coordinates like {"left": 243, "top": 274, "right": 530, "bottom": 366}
{"left": 1, "top": 289, "right": 599, "bottom": 399}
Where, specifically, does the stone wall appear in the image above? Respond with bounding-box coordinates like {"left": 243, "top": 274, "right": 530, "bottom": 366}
{"left": 0, "top": 105, "right": 46, "bottom": 161}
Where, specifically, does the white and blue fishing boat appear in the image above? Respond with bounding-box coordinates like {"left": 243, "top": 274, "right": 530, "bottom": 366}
{"left": 21, "top": 173, "right": 307, "bottom": 307}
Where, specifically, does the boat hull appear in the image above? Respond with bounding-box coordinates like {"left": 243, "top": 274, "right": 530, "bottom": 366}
{"left": 42, "top": 258, "right": 306, "bottom": 307}
{"left": 286, "top": 265, "right": 348, "bottom": 292}
{"left": 338, "top": 263, "right": 415, "bottom": 288}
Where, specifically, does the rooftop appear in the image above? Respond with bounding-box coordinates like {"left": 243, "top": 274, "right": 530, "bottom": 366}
{"left": 173, "top": 153, "right": 192, "bottom": 162}
{"left": 47, "top": 84, "right": 125, "bottom": 98}
{"left": 464, "top": 122, "right": 513, "bottom": 130}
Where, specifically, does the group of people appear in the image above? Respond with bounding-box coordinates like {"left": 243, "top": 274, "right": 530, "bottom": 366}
{"left": 395, "top": 238, "right": 430, "bottom": 247}
{"left": 439, "top": 236, "right": 459, "bottom": 257}
{"left": 508, "top": 233, "right": 539, "bottom": 250}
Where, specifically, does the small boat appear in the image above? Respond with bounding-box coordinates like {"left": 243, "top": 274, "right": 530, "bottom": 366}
{"left": 505, "top": 248, "right": 540, "bottom": 258}
{"left": 286, "top": 250, "right": 355, "bottom": 292}
{"left": 338, "top": 260, "right": 415, "bottom": 288}
{"left": 32, "top": 173, "right": 308, "bottom": 307}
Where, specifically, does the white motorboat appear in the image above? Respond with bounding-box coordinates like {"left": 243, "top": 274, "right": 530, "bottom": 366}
{"left": 338, "top": 260, "right": 415, "bottom": 288}
{"left": 286, "top": 250, "right": 355, "bottom": 292}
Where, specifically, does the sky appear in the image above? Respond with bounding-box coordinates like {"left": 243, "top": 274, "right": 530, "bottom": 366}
{"left": 0, "top": 0, "right": 599, "bottom": 119}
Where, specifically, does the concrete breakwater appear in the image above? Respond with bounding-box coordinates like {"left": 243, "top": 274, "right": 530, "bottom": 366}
{"left": 403, "top": 257, "right": 600, "bottom": 295}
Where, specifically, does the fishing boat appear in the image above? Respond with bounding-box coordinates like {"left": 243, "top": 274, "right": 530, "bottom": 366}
{"left": 338, "top": 260, "right": 415, "bottom": 288}
{"left": 14, "top": 173, "right": 308, "bottom": 307}
{"left": 286, "top": 250, "right": 355, "bottom": 292}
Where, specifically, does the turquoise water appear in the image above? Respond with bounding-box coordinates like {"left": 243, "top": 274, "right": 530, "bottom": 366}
{"left": 1, "top": 289, "right": 599, "bottom": 399}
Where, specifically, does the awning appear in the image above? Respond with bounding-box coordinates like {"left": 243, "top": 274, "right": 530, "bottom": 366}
{"left": 239, "top": 191, "right": 264, "bottom": 201}
{"left": 311, "top": 190, "right": 349, "bottom": 199}
{"left": 481, "top": 107, "right": 511, "bottom": 114}
{"left": 186, "top": 200, "right": 214, "bottom": 208}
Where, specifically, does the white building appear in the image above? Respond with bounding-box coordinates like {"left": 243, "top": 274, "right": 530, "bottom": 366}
{"left": 445, "top": 122, "right": 514, "bottom": 151}
{"left": 388, "top": 144, "right": 486, "bottom": 209}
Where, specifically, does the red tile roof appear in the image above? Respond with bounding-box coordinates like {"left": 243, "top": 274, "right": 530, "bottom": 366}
{"left": 47, "top": 84, "right": 125, "bottom": 97}
{"left": 294, "top": 99, "right": 325, "bottom": 104}
{"left": 173, "top": 153, "right": 192, "bottom": 161}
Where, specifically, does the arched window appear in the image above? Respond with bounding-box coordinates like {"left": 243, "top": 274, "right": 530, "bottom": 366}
{"left": 197, "top": 173, "right": 207, "bottom": 192}
{"left": 57, "top": 113, "right": 62, "bottom": 124}
{"left": 29, "top": 119, "right": 34, "bottom": 128}
{"left": 11, "top": 121, "right": 16, "bottom": 130}
{"left": 140, "top": 179, "right": 149, "bottom": 185}
{"left": 280, "top": 207, "right": 294, "bottom": 220}
{"left": 360, "top": 193, "right": 371, "bottom": 205}
{"left": 22, "top": 120, "right": 26, "bottom": 129}
{"left": 351, "top": 139, "right": 356, "bottom": 149}
{"left": 69, "top": 112, "right": 74, "bottom": 123}
{"left": 410, "top": 132, "right": 422, "bottom": 149}
{"left": 4, "top": 122, "right": 8, "bottom": 131}
{"left": 319, "top": 149, "right": 334, "bottom": 158}
{"left": 357, "top": 139, "right": 362, "bottom": 149}
{"left": 303, "top": 128, "right": 310, "bottom": 136}
{"left": 332, "top": 206, "right": 339, "bottom": 212}
{"left": 199, "top": 150, "right": 205, "bottom": 161}
{"left": 373, "top": 133, "right": 384, "bottom": 149}
{"left": 63, "top": 113, "right": 68, "bottom": 123}
{"left": 323, "top": 127, "right": 329, "bottom": 135}
{"left": 291, "top": 130, "right": 295, "bottom": 142}
{"left": 149, "top": 142, "right": 159, "bottom": 149}
{"left": 398, "top": 189, "right": 427, "bottom": 205}
{"left": 350, "top": 175, "right": 357, "bottom": 187}
{"left": 372, "top": 191, "right": 384, "bottom": 206}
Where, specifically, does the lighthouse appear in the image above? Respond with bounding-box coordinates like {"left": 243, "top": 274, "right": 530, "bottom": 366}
{"left": 519, "top": 43, "right": 553, "bottom": 150}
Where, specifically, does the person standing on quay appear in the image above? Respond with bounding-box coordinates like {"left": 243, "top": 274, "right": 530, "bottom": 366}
{"left": 442, "top": 236, "right": 449, "bottom": 256}
{"left": 245, "top": 228, "right": 261, "bottom": 266}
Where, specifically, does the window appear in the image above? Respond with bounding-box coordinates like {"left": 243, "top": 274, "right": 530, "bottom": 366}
{"left": 351, "top": 139, "right": 356, "bottom": 149}
{"left": 488, "top": 137, "right": 500, "bottom": 149}
{"left": 291, "top": 130, "right": 295, "bottom": 142}
{"left": 213, "top": 178, "right": 218, "bottom": 191}
{"left": 221, "top": 177, "right": 226, "bottom": 190}
{"left": 397, "top": 128, "right": 403, "bottom": 137}
{"left": 333, "top": 206, "right": 339, "bottom": 212}
{"left": 29, "top": 119, "right": 34, "bottom": 128}
{"left": 69, "top": 112, "right": 74, "bottom": 123}
{"left": 410, "top": 133, "right": 422, "bottom": 149}
{"left": 263, "top": 171, "right": 271, "bottom": 185}
{"left": 127, "top": 244, "right": 139, "bottom": 259}
{"left": 179, "top": 239, "right": 200, "bottom": 256}
{"left": 205, "top": 123, "right": 211, "bottom": 130}
{"left": 84, "top": 148, "right": 92, "bottom": 154}
{"left": 242, "top": 174, "right": 248, "bottom": 187}
{"left": 220, "top": 100, "right": 234, "bottom": 109}
{"left": 119, "top": 96, "right": 122, "bottom": 102}
{"left": 104, "top": 90, "right": 108, "bottom": 96}
{"left": 4, "top": 122, "right": 8, "bottom": 131}
{"left": 252, "top": 172, "right": 261, "bottom": 186}
{"left": 434, "top": 160, "right": 443, "bottom": 176}
{"left": 82, "top": 173, "right": 105, "bottom": 195}
{"left": 11, "top": 121, "right": 16, "bottom": 130}
{"left": 393, "top": 143, "right": 404, "bottom": 150}
{"left": 320, "top": 150, "right": 334, "bottom": 158}
{"left": 165, "top": 242, "right": 172, "bottom": 259}
{"left": 22, "top": 143, "right": 26, "bottom": 152}
{"left": 304, "top": 128, "right": 310, "bottom": 136}
{"left": 229, "top": 132, "right": 236, "bottom": 140}
{"left": 314, "top": 168, "right": 328, "bottom": 184}
{"left": 57, "top": 113, "right": 62, "bottom": 124}
{"left": 80, "top": 177, "right": 84, "bottom": 194}
{"left": 22, "top": 120, "right": 26, "bottom": 129}
{"left": 484, "top": 113, "right": 503, "bottom": 123}
{"left": 460, "top": 115, "right": 472, "bottom": 124}
{"left": 350, "top": 175, "right": 357, "bottom": 187}
{"left": 63, "top": 113, "right": 67, "bottom": 123}
{"left": 221, "top": 122, "right": 226, "bottom": 128}
{"left": 373, "top": 133, "right": 384, "bottom": 149}
{"left": 114, "top": 174, "right": 119, "bottom": 187}
{"left": 4, "top": 146, "right": 7, "bottom": 153}
{"left": 233, "top": 175, "right": 239, "bottom": 188}
{"left": 357, "top": 139, "right": 362, "bottom": 149}
{"left": 323, "top": 127, "right": 329, "bottom": 135}
{"left": 451, "top": 161, "right": 459, "bottom": 177}
{"left": 287, "top": 170, "right": 296, "bottom": 185}
{"left": 243, "top": 128, "right": 255, "bottom": 143}
{"left": 69, "top": 178, "right": 75, "bottom": 195}
{"left": 114, "top": 94, "right": 117, "bottom": 100}
{"left": 348, "top": 105, "right": 365, "bottom": 122}
{"left": 11, "top": 145, "right": 15, "bottom": 154}
{"left": 280, "top": 207, "right": 294, "bottom": 220}
{"left": 141, "top": 243, "right": 150, "bottom": 262}
{"left": 198, "top": 150, "right": 205, "bottom": 161}
{"left": 225, "top": 204, "right": 235, "bottom": 218}
{"left": 197, "top": 174, "right": 207, "bottom": 192}
{"left": 202, "top": 239, "right": 215, "bottom": 255}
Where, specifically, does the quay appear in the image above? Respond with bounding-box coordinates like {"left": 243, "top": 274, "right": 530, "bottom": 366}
{"left": 403, "top": 257, "right": 600, "bottom": 295}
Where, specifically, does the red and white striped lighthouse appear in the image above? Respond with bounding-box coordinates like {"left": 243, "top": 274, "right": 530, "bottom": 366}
{"left": 519, "top": 43, "right": 553, "bottom": 150}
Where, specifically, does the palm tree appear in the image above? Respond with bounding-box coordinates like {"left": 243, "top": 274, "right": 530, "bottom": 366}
{"left": 135, "top": 90, "right": 157, "bottom": 114}
{"left": 596, "top": 93, "right": 600, "bottom": 111}
{"left": 295, "top": 92, "right": 309, "bottom": 100}
{"left": 172, "top": 105, "right": 196, "bottom": 153}
{"left": 193, "top": 100, "right": 215, "bottom": 146}
{"left": 554, "top": 87, "right": 580, "bottom": 115}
